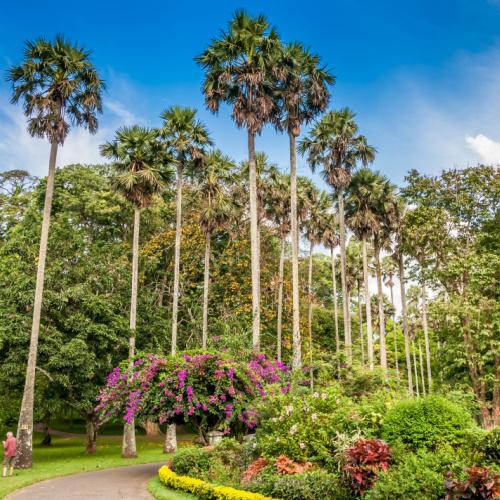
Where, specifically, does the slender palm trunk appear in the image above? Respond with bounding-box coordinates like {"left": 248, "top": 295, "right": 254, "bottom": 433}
{"left": 16, "top": 141, "right": 58, "bottom": 469}
{"left": 389, "top": 283, "right": 399, "bottom": 376}
{"left": 122, "top": 206, "right": 140, "bottom": 458}
{"left": 330, "top": 248, "right": 340, "bottom": 369}
{"left": 276, "top": 237, "right": 285, "bottom": 362}
{"left": 171, "top": 164, "right": 183, "bottom": 356}
{"left": 85, "top": 411, "right": 99, "bottom": 454}
{"left": 421, "top": 284, "right": 432, "bottom": 391}
{"left": 165, "top": 164, "right": 183, "bottom": 455}
{"left": 248, "top": 131, "right": 261, "bottom": 351}
{"left": 398, "top": 253, "right": 413, "bottom": 395}
{"left": 374, "top": 238, "right": 387, "bottom": 372}
{"left": 201, "top": 234, "right": 211, "bottom": 349}
{"left": 307, "top": 240, "right": 314, "bottom": 388}
{"left": 357, "top": 281, "right": 365, "bottom": 366}
{"left": 362, "top": 235, "right": 374, "bottom": 370}
{"left": 412, "top": 338, "right": 420, "bottom": 397}
{"left": 338, "top": 190, "right": 351, "bottom": 364}
{"left": 289, "top": 133, "right": 301, "bottom": 369}
{"left": 418, "top": 338, "right": 427, "bottom": 396}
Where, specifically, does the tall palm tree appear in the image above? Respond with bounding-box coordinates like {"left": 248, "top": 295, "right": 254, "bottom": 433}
{"left": 383, "top": 255, "right": 399, "bottom": 376}
{"left": 101, "top": 126, "right": 170, "bottom": 458}
{"left": 274, "top": 42, "right": 333, "bottom": 369}
{"left": 196, "top": 11, "right": 280, "bottom": 352}
{"left": 321, "top": 214, "right": 341, "bottom": 366}
{"left": 7, "top": 36, "right": 104, "bottom": 468}
{"left": 299, "top": 109, "right": 376, "bottom": 365}
{"left": 302, "top": 189, "right": 330, "bottom": 379}
{"left": 159, "top": 106, "right": 210, "bottom": 453}
{"left": 196, "top": 150, "right": 235, "bottom": 348}
{"left": 345, "top": 168, "right": 385, "bottom": 370}
{"left": 264, "top": 170, "right": 291, "bottom": 361}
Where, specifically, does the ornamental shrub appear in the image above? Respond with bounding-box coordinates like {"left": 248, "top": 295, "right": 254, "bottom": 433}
{"left": 170, "top": 447, "right": 211, "bottom": 476}
{"left": 480, "top": 427, "right": 500, "bottom": 464}
{"left": 444, "top": 465, "right": 500, "bottom": 499}
{"left": 367, "top": 447, "right": 467, "bottom": 500}
{"left": 344, "top": 439, "right": 391, "bottom": 496}
{"left": 381, "top": 395, "right": 475, "bottom": 451}
{"left": 255, "top": 385, "right": 357, "bottom": 468}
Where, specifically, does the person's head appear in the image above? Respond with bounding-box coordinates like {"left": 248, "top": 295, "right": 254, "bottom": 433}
{"left": 6, "top": 432, "right": 13, "bottom": 439}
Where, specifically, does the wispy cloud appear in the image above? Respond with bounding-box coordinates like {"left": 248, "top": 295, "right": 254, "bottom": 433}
{"left": 465, "top": 134, "right": 500, "bottom": 164}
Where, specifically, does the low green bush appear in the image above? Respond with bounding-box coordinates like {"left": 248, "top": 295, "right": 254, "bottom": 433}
{"left": 381, "top": 395, "right": 475, "bottom": 451}
{"left": 170, "top": 447, "right": 211, "bottom": 476}
{"left": 480, "top": 427, "right": 500, "bottom": 464}
{"left": 367, "top": 447, "right": 467, "bottom": 500}
{"left": 248, "top": 470, "right": 350, "bottom": 500}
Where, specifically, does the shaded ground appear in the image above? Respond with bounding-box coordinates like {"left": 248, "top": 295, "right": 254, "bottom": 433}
{"left": 6, "top": 462, "right": 164, "bottom": 499}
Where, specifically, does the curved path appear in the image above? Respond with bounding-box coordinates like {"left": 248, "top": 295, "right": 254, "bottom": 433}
{"left": 6, "top": 462, "right": 164, "bottom": 500}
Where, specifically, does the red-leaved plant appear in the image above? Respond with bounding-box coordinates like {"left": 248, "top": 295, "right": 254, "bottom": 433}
{"left": 444, "top": 466, "right": 500, "bottom": 499}
{"left": 242, "top": 457, "right": 268, "bottom": 483}
{"left": 275, "top": 455, "right": 313, "bottom": 475}
{"left": 344, "top": 439, "right": 391, "bottom": 496}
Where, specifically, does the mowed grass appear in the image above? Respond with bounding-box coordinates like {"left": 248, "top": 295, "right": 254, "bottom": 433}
{"left": 0, "top": 432, "right": 193, "bottom": 499}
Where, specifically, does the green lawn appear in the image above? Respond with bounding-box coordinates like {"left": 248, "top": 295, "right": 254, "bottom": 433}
{"left": 0, "top": 432, "right": 193, "bottom": 499}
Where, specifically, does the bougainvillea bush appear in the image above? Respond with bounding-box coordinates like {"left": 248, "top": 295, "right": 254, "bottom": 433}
{"left": 96, "top": 351, "right": 289, "bottom": 441}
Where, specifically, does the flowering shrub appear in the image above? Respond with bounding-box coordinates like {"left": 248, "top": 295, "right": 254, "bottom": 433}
{"left": 158, "top": 465, "right": 278, "bottom": 499}
{"left": 96, "top": 351, "right": 288, "bottom": 440}
{"left": 444, "top": 466, "right": 500, "bottom": 499}
{"left": 255, "top": 385, "right": 357, "bottom": 466}
{"left": 344, "top": 439, "right": 391, "bottom": 496}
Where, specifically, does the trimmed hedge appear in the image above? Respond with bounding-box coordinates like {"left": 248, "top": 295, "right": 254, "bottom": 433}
{"left": 158, "top": 465, "right": 279, "bottom": 500}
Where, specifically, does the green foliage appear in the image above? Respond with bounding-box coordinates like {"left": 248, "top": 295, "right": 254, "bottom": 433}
{"left": 255, "top": 385, "right": 356, "bottom": 468}
{"left": 381, "top": 395, "right": 475, "bottom": 451}
{"left": 368, "top": 447, "right": 466, "bottom": 500}
{"left": 170, "top": 447, "right": 212, "bottom": 476}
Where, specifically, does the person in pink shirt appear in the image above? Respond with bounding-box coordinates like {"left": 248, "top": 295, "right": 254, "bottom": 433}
{"left": 3, "top": 432, "right": 16, "bottom": 477}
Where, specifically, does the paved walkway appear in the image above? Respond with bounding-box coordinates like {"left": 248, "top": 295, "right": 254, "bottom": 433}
{"left": 7, "top": 462, "right": 164, "bottom": 500}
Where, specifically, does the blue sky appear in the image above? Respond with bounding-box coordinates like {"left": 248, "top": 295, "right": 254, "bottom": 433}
{"left": 1, "top": 0, "right": 500, "bottom": 186}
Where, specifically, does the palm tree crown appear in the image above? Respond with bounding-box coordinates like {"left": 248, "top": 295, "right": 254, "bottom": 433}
{"left": 7, "top": 35, "right": 104, "bottom": 144}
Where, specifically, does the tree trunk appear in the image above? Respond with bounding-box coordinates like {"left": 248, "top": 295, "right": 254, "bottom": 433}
{"left": 338, "top": 190, "right": 351, "bottom": 364}
{"left": 412, "top": 338, "right": 420, "bottom": 397}
{"left": 308, "top": 240, "right": 314, "bottom": 388}
{"left": 202, "top": 234, "right": 211, "bottom": 349}
{"left": 122, "top": 206, "right": 141, "bottom": 459}
{"left": 289, "top": 133, "right": 301, "bottom": 369}
{"left": 142, "top": 420, "right": 162, "bottom": 438}
{"left": 16, "top": 140, "right": 58, "bottom": 469}
{"left": 248, "top": 131, "right": 261, "bottom": 352}
{"left": 362, "top": 235, "right": 374, "bottom": 370}
{"left": 40, "top": 419, "right": 51, "bottom": 446}
{"left": 418, "top": 339, "right": 427, "bottom": 396}
{"left": 276, "top": 237, "right": 285, "bottom": 362}
{"left": 421, "top": 284, "right": 432, "bottom": 391}
{"left": 389, "top": 282, "right": 399, "bottom": 377}
{"left": 163, "top": 424, "right": 177, "bottom": 454}
{"left": 374, "top": 238, "right": 387, "bottom": 372}
{"left": 357, "top": 281, "right": 365, "bottom": 366}
{"left": 86, "top": 412, "right": 98, "bottom": 454}
{"left": 171, "top": 164, "right": 183, "bottom": 356}
{"left": 330, "top": 248, "right": 340, "bottom": 371}
{"left": 398, "top": 253, "right": 413, "bottom": 395}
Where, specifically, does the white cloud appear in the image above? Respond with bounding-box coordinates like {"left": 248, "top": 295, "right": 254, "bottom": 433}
{"left": 465, "top": 134, "right": 500, "bottom": 164}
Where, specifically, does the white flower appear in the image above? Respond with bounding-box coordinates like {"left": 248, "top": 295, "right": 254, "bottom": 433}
{"left": 290, "top": 424, "right": 298, "bottom": 435}
{"left": 313, "top": 392, "right": 319, "bottom": 398}
{"left": 252, "top": 442, "right": 257, "bottom": 449}
{"left": 285, "top": 405, "right": 293, "bottom": 416}
{"left": 299, "top": 442, "right": 305, "bottom": 449}
{"left": 311, "top": 413, "right": 317, "bottom": 421}
{"left": 272, "top": 417, "right": 278, "bottom": 423}
{"left": 321, "top": 393, "right": 327, "bottom": 400}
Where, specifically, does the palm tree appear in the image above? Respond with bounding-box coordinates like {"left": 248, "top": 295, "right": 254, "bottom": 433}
{"left": 345, "top": 168, "right": 385, "bottom": 370}
{"left": 274, "top": 42, "right": 333, "bottom": 369}
{"left": 196, "top": 11, "right": 280, "bottom": 352}
{"left": 321, "top": 214, "right": 341, "bottom": 367}
{"left": 159, "top": 106, "right": 210, "bottom": 454}
{"left": 264, "top": 170, "right": 291, "bottom": 361}
{"left": 302, "top": 189, "right": 330, "bottom": 381}
{"left": 383, "top": 255, "right": 399, "bottom": 376}
{"left": 7, "top": 36, "right": 104, "bottom": 468}
{"left": 299, "top": 109, "right": 376, "bottom": 365}
{"left": 101, "top": 126, "right": 170, "bottom": 458}
{"left": 196, "top": 150, "right": 235, "bottom": 348}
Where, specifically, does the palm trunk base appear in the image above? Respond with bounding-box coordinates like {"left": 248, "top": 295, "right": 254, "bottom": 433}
{"left": 14, "top": 427, "right": 34, "bottom": 469}
{"left": 122, "top": 421, "right": 137, "bottom": 458}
